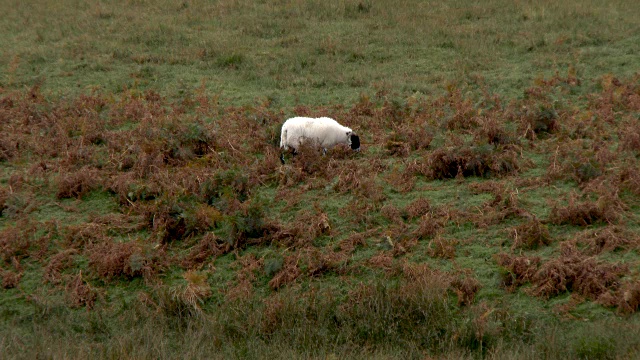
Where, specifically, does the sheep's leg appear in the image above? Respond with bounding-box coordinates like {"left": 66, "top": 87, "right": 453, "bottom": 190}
{"left": 279, "top": 148, "right": 298, "bottom": 165}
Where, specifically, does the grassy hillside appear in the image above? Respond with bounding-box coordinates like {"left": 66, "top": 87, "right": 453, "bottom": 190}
{"left": 2, "top": 0, "right": 640, "bottom": 105}
{"left": 1, "top": 1, "right": 640, "bottom": 359}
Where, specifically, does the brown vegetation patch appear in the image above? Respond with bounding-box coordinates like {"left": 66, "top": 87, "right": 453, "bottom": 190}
{"left": 338, "top": 199, "right": 382, "bottom": 226}
{"left": 451, "top": 274, "right": 482, "bottom": 306}
{"left": 86, "top": 239, "right": 164, "bottom": 281}
{"left": 333, "top": 165, "right": 385, "bottom": 201}
{"left": 66, "top": 272, "right": 97, "bottom": 309}
{"left": 368, "top": 252, "right": 394, "bottom": 271}
{"left": 390, "top": 234, "right": 418, "bottom": 257}
{"left": 268, "top": 254, "right": 301, "bottom": 290}
{"left": 384, "top": 166, "right": 416, "bottom": 193}
{"left": 474, "top": 116, "right": 518, "bottom": 146}
{"left": 468, "top": 180, "right": 505, "bottom": 197}
{"left": 108, "top": 173, "right": 161, "bottom": 205}
{"left": 226, "top": 254, "right": 263, "bottom": 299}
{"left": 304, "top": 248, "right": 349, "bottom": 277}
{"left": 175, "top": 270, "right": 212, "bottom": 311}
{"left": 516, "top": 104, "right": 560, "bottom": 140}
{"left": 495, "top": 253, "right": 541, "bottom": 292}
{"left": 509, "top": 219, "right": 552, "bottom": 250}
{"left": 548, "top": 193, "right": 622, "bottom": 226}
{"left": 380, "top": 204, "right": 402, "bottom": 223}
{"left": 601, "top": 280, "right": 640, "bottom": 314}
{"left": 469, "top": 188, "right": 531, "bottom": 228}
{"left": 403, "top": 158, "right": 431, "bottom": 178}
{"left": 249, "top": 147, "right": 282, "bottom": 184}
{"left": 88, "top": 213, "right": 147, "bottom": 235}
{"left": 413, "top": 206, "right": 460, "bottom": 239}
{"left": 0, "top": 224, "right": 32, "bottom": 264}
{"left": 397, "top": 261, "right": 439, "bottom": 281}
{"left": 43, "top": 249, "right": 78, "bottom": 285}
{"left": 404, "top": 197, "right": 432, "bottom": 220}
{"left": 0, "top": 187, "right": 8, "bottom": 215}
{"left": 267, "top": 206, "right": 331, "bottom": 249}
{"left": 56, "top": 167, "right": 101, "bottom": 199}
{"left": 140, "top": 201, "right": 198, "bottom": 244}
{"left": 181, "top": 233, "right": 229, "bottom": 270}
{"left": 428, "top": 145, "right": 520, "bottom": 180}
{"left": 575, "top": 226, "right": 639, "bottom": 255}
{"left": 427, "top": 236, "right": 458, "bottom": 259}
{"left": 276, "top": 164, "right": 307, "bottom": 188}
{"left": 439, "top": 88, "right": 481, "bottom": 131}
{"left": 397, "top": 260, "right": 481, "bottom": 306}
{"left": 619, "top": 118, "right": 640, "bottom": 153}
{"left": 1, "top": 269, "right": 22, "bottom": 289}
{"left": 529, "top": 243, "right": 627, "bottom": 300}
{"left": 288, "top": 140, "right": 329, "bottom": 176}
{"left": 546, "top": 141, "right": 613, "bottom": 184}
{"left": 0, "top": 136, "right": 18, "bottom": 162}
{"left": 337, "top": 231, "right": 370, "bottom": 254}
{"left": 619, "top": 165, "right": 640, "bottom": 196}
{"left": 63, "top": 223, "right": 106, "bottom": 248}
{"left": 497, "top": 243, "right": 628, "bottom": 301}
{"left": 384, "top": 124, "right": 433, "bottom": 156}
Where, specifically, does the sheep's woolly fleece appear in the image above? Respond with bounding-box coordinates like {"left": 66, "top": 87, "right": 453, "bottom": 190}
{"left": 280, "top": 117, "right": 360, "bottom": 152}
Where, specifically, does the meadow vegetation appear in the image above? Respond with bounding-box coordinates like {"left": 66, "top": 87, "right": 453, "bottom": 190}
{"left": 2, "top": 0, "right": 640, "bottom": 104}
{"left": 1, "top": 0, "right": 640, "bottom": 359}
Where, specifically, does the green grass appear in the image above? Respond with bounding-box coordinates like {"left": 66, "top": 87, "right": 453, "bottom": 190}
{"left": 1, "top": 0, "right": 639, "bottom": 105}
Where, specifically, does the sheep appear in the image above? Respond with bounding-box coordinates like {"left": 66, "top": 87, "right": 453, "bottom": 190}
{"left": 279, "top": 116, "right": 360, "bottom": 163}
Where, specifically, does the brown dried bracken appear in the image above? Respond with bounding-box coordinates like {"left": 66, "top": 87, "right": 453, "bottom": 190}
{"left": 574, "top": 226, "right": 639, "bottom": 255}
{"left": 427, "top": 236, "right": 458, "bottom": 259}
{"left": 404, "top": 197, "right": 432, "bottom": 220}
{"left": 530, "top": 252, "right": 626, "bottom": 300}
{"left": 268, "top": 254, "right": 301, "bottom": 290}
{"left": 548, "top": 194, "right": 621, "bottom": 226}
{"left": 498, "top": 240, "right": 629, "bottom": 300}
{"left": 43, "top": 249, "right": 78, "bottom": 285}
{"left": 494, "top": 253, "right": 541, "bottom": 292}
{"left": 509, "top": 219, "right": 552, "bottom": 250}
{"left": 66, "top": 272, "right": 97, "bottom": 309}
{"left": 86, "top": 239, "right": 163, "bottom": 281}
{"left": 1, "top": 269, "right": 22, "bottom": 289}
{"left": 56, "top": 167, "right": 101, "bottom": 199}
{"left": 451, "top": 275, "right": 482, "bottom": 306}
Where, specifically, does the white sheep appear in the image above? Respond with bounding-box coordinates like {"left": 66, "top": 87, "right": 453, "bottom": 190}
{"left": 279, "top": 116, "right": 360, "bottom": 162}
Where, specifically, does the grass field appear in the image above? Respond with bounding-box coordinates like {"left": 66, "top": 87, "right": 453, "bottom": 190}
{"left": 2, "top": 0, "right": 640, "bottom": 105}
{"left": 2, "top": 0, "right": 640, "bottom": 359}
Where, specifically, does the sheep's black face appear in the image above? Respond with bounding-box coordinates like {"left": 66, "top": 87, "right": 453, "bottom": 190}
{"left": 350, "top": 134, "right": 360, "bottom": 150}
